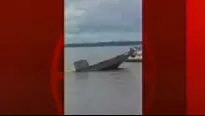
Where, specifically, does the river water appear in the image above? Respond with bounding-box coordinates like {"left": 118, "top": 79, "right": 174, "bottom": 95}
{"left": 64, "top": 46, "right": 142, "bottom": 115}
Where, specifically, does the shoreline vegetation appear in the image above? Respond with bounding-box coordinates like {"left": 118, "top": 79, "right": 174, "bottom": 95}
{"left": 64, "top": 41, "right": 142, "bottom": 47}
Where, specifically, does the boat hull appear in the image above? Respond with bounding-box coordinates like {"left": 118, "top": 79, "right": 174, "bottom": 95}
{"left": 74, "top": 49, "right": 135, "bottom": 72}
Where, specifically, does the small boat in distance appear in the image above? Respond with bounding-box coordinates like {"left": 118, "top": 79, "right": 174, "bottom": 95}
{"left": 125, "top": 55, "right": 142, "bottom": 62}
{"left": 125, "top": 46, "right": 142, "bottom": 62}
{"left": 74, "top": 48, "right": 135, "bottom": 72}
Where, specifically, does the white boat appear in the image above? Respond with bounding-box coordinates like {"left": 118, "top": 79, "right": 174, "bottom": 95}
{"left": 126, "top": 55, "right": 142, "bottom": 62}
{"left": 125, "top": 47, "right": 142, "bottom": 62}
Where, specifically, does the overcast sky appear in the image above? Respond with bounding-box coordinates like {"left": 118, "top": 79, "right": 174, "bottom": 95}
{"left": 65, "top": 0, "right": 142, "bottom": 44}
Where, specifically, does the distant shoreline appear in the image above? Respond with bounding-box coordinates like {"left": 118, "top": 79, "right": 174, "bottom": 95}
{"left": 64, "top": 41, "right": 142, "bottom": 47}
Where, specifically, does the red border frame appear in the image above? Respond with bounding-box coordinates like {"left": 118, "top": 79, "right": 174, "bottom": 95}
{"left": 143, "top": 0, "right": 186, "bottom": 115}
{"left": 1, "top": 0, "right": 205, "bottom": 115}
{"left": 187, "top": 0, "right": 205, "bottom": 115}
{"left": 0, "top": 0, "right": 63, "bottom": 115}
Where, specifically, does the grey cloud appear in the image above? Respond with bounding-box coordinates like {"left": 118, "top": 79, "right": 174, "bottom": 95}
{"left": 65, "top": 0, "right": 142, "bottom": 43}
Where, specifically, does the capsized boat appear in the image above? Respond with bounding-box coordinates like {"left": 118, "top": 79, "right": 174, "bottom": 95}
{"left": 74, "top": 48, "right": 135, "bottom": 72}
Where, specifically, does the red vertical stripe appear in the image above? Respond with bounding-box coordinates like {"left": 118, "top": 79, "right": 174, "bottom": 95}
{"left": 143, "top": 0, "right": 186, "bottom": 114}
{"left": 187, "top": 0, "right": 205, "bottom": 115}
{"left": 0, "top": 0, "right": 63, "bottom": 114}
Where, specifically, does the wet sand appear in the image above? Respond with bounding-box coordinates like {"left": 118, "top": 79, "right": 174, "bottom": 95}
{"left": 64, "top": 62, "right": 142, "bottom": 115}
